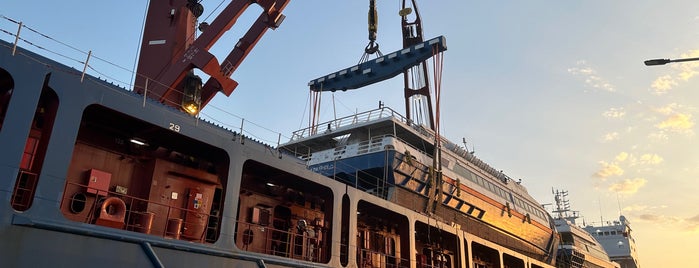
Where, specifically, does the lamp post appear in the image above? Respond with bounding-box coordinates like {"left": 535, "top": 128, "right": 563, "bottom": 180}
{"left": 644, "top": 57, "right": 699, "bottom": 66}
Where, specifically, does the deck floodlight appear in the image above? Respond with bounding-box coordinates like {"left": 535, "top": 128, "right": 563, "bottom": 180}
{"left": 182, "top": 72, "right": 202, "bottom": 115}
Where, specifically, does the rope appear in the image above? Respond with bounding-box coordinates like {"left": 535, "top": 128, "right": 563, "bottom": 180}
{"left": 20, "top": 21, "right": 88, "bottom": 55}
{"left": 310, "top": 90, "right": 322, "bottom": 134}
{"left": 428, "top": 44, "right": 445, "bottom": 214}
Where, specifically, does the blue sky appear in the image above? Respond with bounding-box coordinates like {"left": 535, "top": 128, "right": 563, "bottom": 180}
{"left": 3, "top": 1, "right": 699, "bottom": 266}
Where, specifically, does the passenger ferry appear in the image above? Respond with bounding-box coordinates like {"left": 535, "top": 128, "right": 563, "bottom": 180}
{"left": 281, "top": 106, "right": 560, "bottom": 267}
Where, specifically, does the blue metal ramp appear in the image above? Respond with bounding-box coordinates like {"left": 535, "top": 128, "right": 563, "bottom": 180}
{"left": 308, "top": 36, "right": 447, "bottom": 92}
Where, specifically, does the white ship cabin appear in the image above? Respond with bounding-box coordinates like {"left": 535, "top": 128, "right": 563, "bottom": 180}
{"left": 584, "top": 216, "right": 640, "bottom": 268}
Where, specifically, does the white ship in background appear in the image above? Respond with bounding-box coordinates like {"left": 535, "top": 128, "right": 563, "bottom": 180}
{"left": 583, "top": 216, "right": 640, "bottom": 268}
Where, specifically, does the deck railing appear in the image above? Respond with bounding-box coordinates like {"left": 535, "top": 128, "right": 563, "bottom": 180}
{"left": 61, "top": 182, "right": 219, "bottom": 243}
{"left": 10, "top": 170, "right": 39, "bottom": 211}
{"left": 235, "top": 220, "right": 329, "bottom": 263}
{"left": 289, "top": 107, "right": 410, "bottom": 141}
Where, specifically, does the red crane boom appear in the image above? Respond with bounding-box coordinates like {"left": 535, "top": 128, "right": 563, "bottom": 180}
{"left": 134, "top": 0, "right": 289, "bottom": 114}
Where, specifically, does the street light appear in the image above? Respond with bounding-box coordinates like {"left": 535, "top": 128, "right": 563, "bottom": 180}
{"left": 644, "top": 57, "right": 699, "bottom": 66}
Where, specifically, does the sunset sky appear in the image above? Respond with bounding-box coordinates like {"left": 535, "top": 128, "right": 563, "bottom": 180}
{"left": 3, "top": 1, "right": 699, "bottom": 266}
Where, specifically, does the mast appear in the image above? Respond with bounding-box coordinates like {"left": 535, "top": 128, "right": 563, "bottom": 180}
{"left": 400, "top": 0, "right": 435, "bottom": 130}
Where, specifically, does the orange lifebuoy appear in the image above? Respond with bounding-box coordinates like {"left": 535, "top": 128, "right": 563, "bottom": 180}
{"left": 99, "top": 197, "right": 126, "bottom": 222}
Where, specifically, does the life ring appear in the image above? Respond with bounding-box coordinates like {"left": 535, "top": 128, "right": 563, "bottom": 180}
{"left": 98, "top": 197, "right": 126, "bottom": 222}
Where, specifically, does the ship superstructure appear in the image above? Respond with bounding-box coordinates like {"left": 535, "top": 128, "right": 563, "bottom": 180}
{"left": 551, "top": 190, "right": 619, "bottom": 268}
{"left": 281, "top": 106, "right": 560, "bottom": 266}
{"left": 583, "top": 217, "right": 641, "bottom": 268}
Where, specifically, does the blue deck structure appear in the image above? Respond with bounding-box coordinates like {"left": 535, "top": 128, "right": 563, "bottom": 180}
{"left": 308, "top": 36, "right": 447, "bottom": 92}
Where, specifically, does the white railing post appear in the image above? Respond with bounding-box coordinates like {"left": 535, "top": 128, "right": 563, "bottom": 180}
{"left": 12, "top": 21, "right": 22, "bottom": 56}
{"left": 143, "top": 78, "right": 148, "bottom": 107}
{"left": 277, "top": 133, "right": 281, "bottom": 148}
{"left": 239, "top": 119, "right": 245, "bottom": 144}
{"left": 81, "top": 50, "right": 92, "bottom": 83}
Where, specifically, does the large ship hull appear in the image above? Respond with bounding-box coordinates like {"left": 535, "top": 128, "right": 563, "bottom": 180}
{"left": 0, "top": 40, "right": 555, "bottom": 268}
{"left": 309, "top": 149, "right": 557, "bottom": 263}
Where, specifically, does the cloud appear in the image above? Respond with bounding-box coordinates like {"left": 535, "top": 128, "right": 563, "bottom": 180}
{"left": 654, "top": 103, "right": 684, "bottom": 115}
{"left": 623, "top": 204, "right": 667, "bottom": 212}
{"left": 615, "top": 152, "right": 629, "bottom": 162}
{"left": 616, "top": 152, "right": 664, "bottom": 167}
{"left": 608, "top": 178, "right": 647, "bottom": 195}
{"left": 593, "top": 161, "right": 624, "bottom": 179}
{"left": 676, "top": 50, "right": 699, "bottom": 81}
{"left": 650, "top": 103, "right": 695, "bottom": 135}
{"left": 650, "top": 75, "right": 678, "bottom": 94}
{"left": 648, "top": 131, "right": 669, "bottom": 141}
{"left": 647, "top": 50, "right": 699, "bottom": 95}
{"left": 639, "top": 153, "right": 663, "bottom": 165}
{"left": 568, "top": 66, "right": 594, "bottom": 75}
{"left": 568, "top": 60, "right": 615, "bottom": 92}
{"left": 656, "top": 113, "right": 694, "bottom": 133}
{"left": 602, "top": 108, "right": 626, "bottom": 119}
{"left": 603, "top": 132, "right": 619, "bottom": 142}
{"left": 638, "top": 213, "right": 699, "bottom": 233}
{"left": 639, "top": 214, "right": 661, "bottom": 221}
{"left": 623, "top": 204, "right": 648, "bottom": 212}
{"left": 639, "top": 214, "right": 682, "bottom": 224}
{"left": 688, "top": 215, "right": 699, "bottom": 233}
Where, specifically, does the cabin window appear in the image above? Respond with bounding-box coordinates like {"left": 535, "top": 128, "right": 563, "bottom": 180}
{"left": 452, "top": 163, "right": 475, "bottom": 184}
{"left": 472, "top": 242, "right": 501, "bottom": 268}
{"left": 358, "top": 200, "right": 410, "bottom": 267}
{"left": 560, "top": 233, "right": 574, "bottom": 245}
{"left": 486, "top": 181, "right": 494, "bottom": 193}
{"left": 236, "top": 160, "right": 333, "bottom": 264}
{"left": 415, "top": 221, "right": 460, "bottom": 268}
{"left": 476, "top": 176, "right": 485, "bottom": 187}
{"left": 0, "top": 67, "right": 13, "bottom": 130}
{"left": 11, "top": 85, "right": 58, "bottom": 211}
{"left": 60, "top": 105, "right": 229, "bottom": 243}
{"left": 503, "top": 253, "right": 525, "bottom": 268}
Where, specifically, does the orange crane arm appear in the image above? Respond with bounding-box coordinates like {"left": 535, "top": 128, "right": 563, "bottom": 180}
{"left": 135, "top": 0, "right": 289, "bottom": 113}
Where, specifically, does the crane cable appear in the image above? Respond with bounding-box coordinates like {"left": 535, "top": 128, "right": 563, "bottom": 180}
{"left": 310, "top": 89, "right": 322, "bottom": 134}
{"left": 360, "top": 0, "right": 382, "bottom": 63}
{"left": 430, "top": 44, "right": 445, "bottom": 213}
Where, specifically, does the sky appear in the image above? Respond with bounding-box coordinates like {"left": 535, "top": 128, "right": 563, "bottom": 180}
{"left": 3, "top": 0, "right": 699, "bottom": 266}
